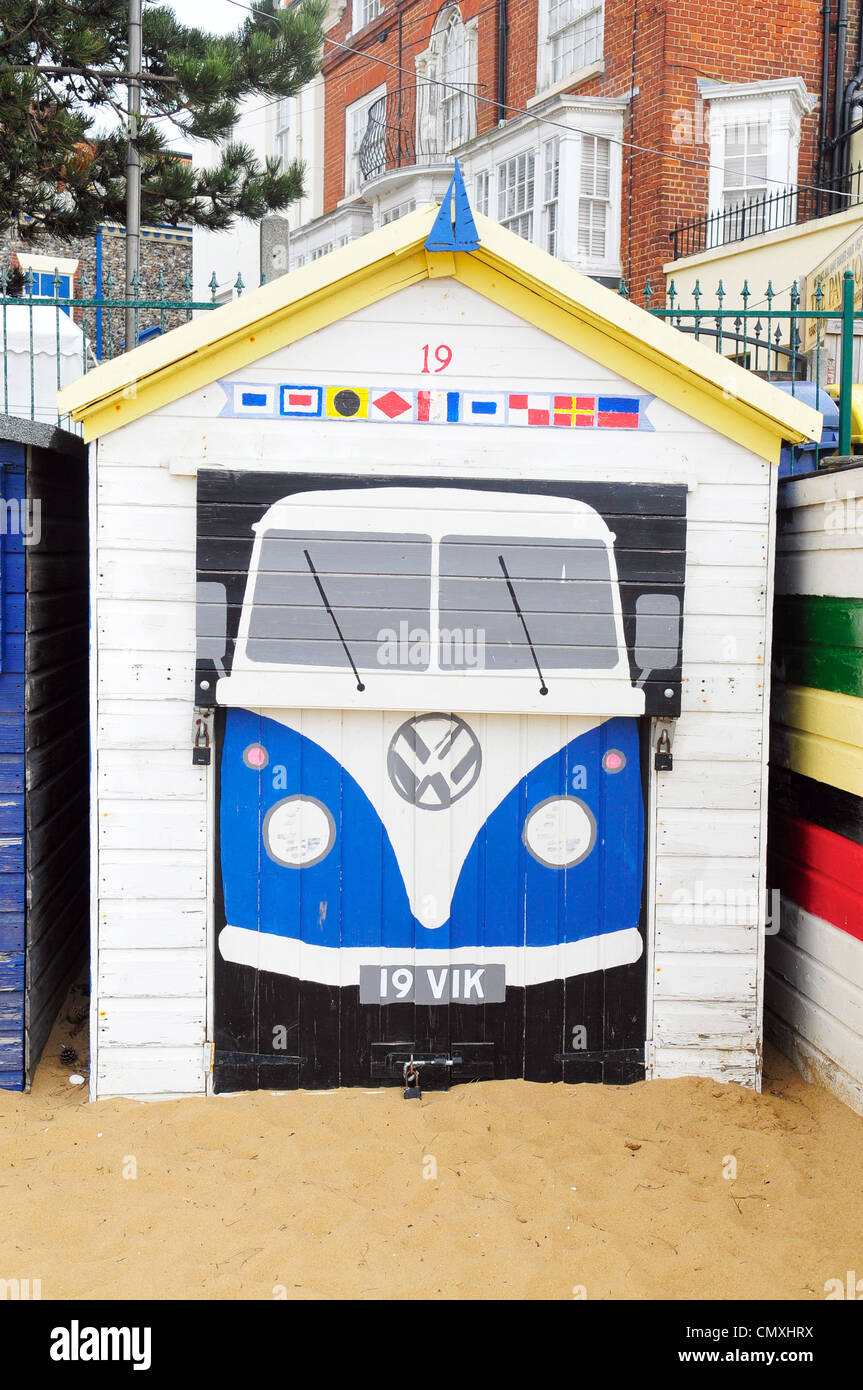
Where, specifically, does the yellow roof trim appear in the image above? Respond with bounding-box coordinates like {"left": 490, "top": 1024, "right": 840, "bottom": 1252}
{"left": 59, "top": 201, "right": 822, "bottom": 457}
{"left": 469, "top": 214, "right": 820, "bottom": 451}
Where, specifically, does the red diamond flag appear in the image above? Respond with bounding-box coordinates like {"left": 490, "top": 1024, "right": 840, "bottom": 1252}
{"left": 371, "top": 390, "right": 414, "bottom": 420}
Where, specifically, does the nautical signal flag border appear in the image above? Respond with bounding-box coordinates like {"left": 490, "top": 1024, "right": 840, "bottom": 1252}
{"left": 221, "top": 381, "right": 653, "bottom": 430}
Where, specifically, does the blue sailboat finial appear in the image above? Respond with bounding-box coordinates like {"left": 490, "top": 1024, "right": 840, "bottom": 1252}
{"left": 425, "top": 159, "right": 480, "bottom": 252}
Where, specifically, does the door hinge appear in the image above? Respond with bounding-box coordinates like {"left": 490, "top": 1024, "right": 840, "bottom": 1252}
{"left": 645, "top": 1039, "right": 656, "bottom": 1075}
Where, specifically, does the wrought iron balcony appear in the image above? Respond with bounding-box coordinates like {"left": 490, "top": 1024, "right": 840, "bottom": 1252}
{"left": 670, "top": 167, "right": 863, "bottom": 261}
{"left": 358, "top": 83, "right": 479, "bottom": 184}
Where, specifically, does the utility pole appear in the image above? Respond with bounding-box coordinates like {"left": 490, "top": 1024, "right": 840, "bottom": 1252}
{"left": 125, "top": 0, "right": 142, "bottom": 351}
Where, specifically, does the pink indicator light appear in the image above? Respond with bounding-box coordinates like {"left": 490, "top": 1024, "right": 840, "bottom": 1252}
{"left": 243, "top": 744, "right": 268, "bottom": 770}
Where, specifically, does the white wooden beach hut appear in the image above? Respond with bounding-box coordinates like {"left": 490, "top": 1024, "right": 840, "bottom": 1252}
{"left": 59, "top": 178, "right": 820, "bottom": 1099}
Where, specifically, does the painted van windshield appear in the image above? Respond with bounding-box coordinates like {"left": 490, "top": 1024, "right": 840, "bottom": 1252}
{"left": 247, "top": 530, "right": 432, "bottom": 669}
{"left": 439, "top": 535, "right": 619, "bottom": 670}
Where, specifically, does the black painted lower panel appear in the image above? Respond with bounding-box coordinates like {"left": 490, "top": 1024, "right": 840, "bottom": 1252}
{"left": 213, "top": 961, "right": 646, "bottom": 1092}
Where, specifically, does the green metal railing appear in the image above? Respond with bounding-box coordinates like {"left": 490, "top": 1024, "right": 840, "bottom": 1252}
{"left": 622, "top": 268, "right": 863, "bottom": 467}
{"left": 0, "top": 264, "right": 250, "bottom": 433}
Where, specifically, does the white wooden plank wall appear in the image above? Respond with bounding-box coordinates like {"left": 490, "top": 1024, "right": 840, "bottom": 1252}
{"left": 92, "top": 279, "right": 774, "bottom": 1096}
{"left": 765, "top": 900, "right": 863, "bottom": 1116}
{"left": 94, "top": 447, "right": 208, "bottom": 1097}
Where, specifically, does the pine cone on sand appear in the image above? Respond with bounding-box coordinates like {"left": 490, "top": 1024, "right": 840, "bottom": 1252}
{"left": 60, "top": 1045, "right": 78, "bottom": 1065}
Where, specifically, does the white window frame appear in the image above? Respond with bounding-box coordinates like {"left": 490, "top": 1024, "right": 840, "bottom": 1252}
{"left": 497, "top": 150, "right": 536, "bottom": 241}
{"left": 703, "top": 78, "right": 815, "bottom": 241}
{"left": 576, "top": 132, "right": 611, "bottom": 262}
{"left": 381, "top": 198, "right": 416, "bottom": 225}
{"left": 344, "top": 83, "right": 387, "bottom": 198}
{"left": 415, "top": 5, "right": 478, "bottom": 158}
{"left": 543, "top": 137, "right": 561, "bottom": 255}
{"left": 274, "top": 96, "right": 294, "bottom": 170}
{"left": 289, "top": 203, "right": 373, "bottom": 267}
{"left": 462, "top": 99, "right": 624, "bottom": 275}
{"left": 537, "top": 0, "right": 604, "bottom": 97}
{"left": 474, "top": 170, "right": 490, "bottom": 217}
{"left": 721, "top": 121, "right": 769, "bottom": 210}
{"left": 350, "top": 0, "right": 380, "bottom": 35}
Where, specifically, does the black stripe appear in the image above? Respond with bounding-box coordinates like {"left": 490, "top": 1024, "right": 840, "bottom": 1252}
{"left": 769, "top": 765, "right": 863, "bottom": 847}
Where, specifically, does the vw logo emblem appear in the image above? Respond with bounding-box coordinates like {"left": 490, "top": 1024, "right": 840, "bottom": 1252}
{"left": 387, "top": 713, "right": 482, "bottom": 810}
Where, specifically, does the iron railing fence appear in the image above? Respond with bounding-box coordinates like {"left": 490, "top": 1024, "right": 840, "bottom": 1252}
{"left": 621, "top": 270, "right": 863, "bottom": 468}
{"left": 0, "top": 264, "right": 250, "bottom": 433}
{"left": 670, "top": 165, "right": 863, "bottom": 261}
{"left": 358, "top": 83, "right": 480, "bottom": 184}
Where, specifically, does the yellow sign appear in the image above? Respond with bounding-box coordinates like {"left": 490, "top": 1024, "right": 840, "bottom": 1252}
{"left": 804, "top": 221, "right": 863, "bottom": 351}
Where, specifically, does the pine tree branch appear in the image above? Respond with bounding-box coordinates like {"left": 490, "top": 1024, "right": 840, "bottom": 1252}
{"left": 0, "top": 0, "right": 326, "bottom": 238}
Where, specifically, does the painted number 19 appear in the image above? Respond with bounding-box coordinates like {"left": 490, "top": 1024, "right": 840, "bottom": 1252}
{"left": 421, "top": 343, "right": 452, "bottom": 373}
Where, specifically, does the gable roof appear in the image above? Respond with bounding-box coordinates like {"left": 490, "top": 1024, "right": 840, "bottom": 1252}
{"left": 58, "top": 202, "right": 821, "bottom": 459}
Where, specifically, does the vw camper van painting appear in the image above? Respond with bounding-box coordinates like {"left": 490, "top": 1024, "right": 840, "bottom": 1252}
{"left": 196, "top": 473, "right": 686, "bottom": 1088}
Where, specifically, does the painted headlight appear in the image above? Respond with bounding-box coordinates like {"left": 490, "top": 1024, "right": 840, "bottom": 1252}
{"left": 522, "top": 796, "right": 596, "bottom": 869}
{"left": 263, "top": 796, "right": 335, "bottom": 868}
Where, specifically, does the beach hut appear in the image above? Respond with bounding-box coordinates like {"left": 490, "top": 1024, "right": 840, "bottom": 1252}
{"left": 768, "top": 460, "right": 863, "bottom": 1115}
{"left": 58, "top": 177, "right": 820, "bottom": 1099}
{"left": 0, "top": 416, "right": 88, "bottom": 1089}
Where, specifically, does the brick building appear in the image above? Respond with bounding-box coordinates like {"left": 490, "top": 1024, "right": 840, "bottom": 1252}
{"left": 266, "top": 0, "right": 863, "bottom": 296}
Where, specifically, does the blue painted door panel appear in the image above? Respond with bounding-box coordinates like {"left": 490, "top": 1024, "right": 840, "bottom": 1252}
{"left": 220, "top": 709, "right": 643, "bottom": 958}
{"left": 0, "top": 448, "right": 26, "bottom": 1089}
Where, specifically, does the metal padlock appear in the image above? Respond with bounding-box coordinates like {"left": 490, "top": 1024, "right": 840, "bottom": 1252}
{"left": 403, "top": 1062, "right": 422, "bottom": 1100}
{"left": 654, "top": 730, "right": 673, "bottom": 772}
{"left": 192, "top": 717, "right": 211, "bottom": 767}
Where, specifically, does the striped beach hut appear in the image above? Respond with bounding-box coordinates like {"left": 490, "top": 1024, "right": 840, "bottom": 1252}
{"left": 768, "top": 460, "right": 863, "bottom": 1115}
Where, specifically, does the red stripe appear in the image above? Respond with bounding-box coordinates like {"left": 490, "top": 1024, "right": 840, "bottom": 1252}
{"left": 417, "top": 391, "right": 430, "bottom": 422}
{"left": 597, "top": 411, "right": 639, "bottom": 428}
{"left": 771, "top": 814, "right": 863, "bottom": 941}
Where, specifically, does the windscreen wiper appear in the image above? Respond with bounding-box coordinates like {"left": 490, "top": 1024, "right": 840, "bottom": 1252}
{"left": 303, "top": 548, "right": 366, "bottom": 692}
{"left": 497, "top": 553, "right": 548, "bottom": 696}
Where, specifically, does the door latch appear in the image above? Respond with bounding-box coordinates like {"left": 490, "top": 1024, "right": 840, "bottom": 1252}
{"left": 192, "top": 708, "right": 213, "bottom": 766}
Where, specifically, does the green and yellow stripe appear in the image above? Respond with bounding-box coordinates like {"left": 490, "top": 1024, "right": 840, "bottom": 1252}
{"left": 774, "top": 595, "right": 863, "bottom": 700}
{"left": 771, "top": 683, "right": 863, "bottom": 798}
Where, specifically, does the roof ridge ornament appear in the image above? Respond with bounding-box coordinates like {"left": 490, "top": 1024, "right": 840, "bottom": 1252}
{"left": 425, "top": 159, "right": 480, "bottom": 252}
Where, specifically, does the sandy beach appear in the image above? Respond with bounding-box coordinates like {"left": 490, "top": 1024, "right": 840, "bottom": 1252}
{"left": 0, "top": 993, "right": 860, "bottom": 1302}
